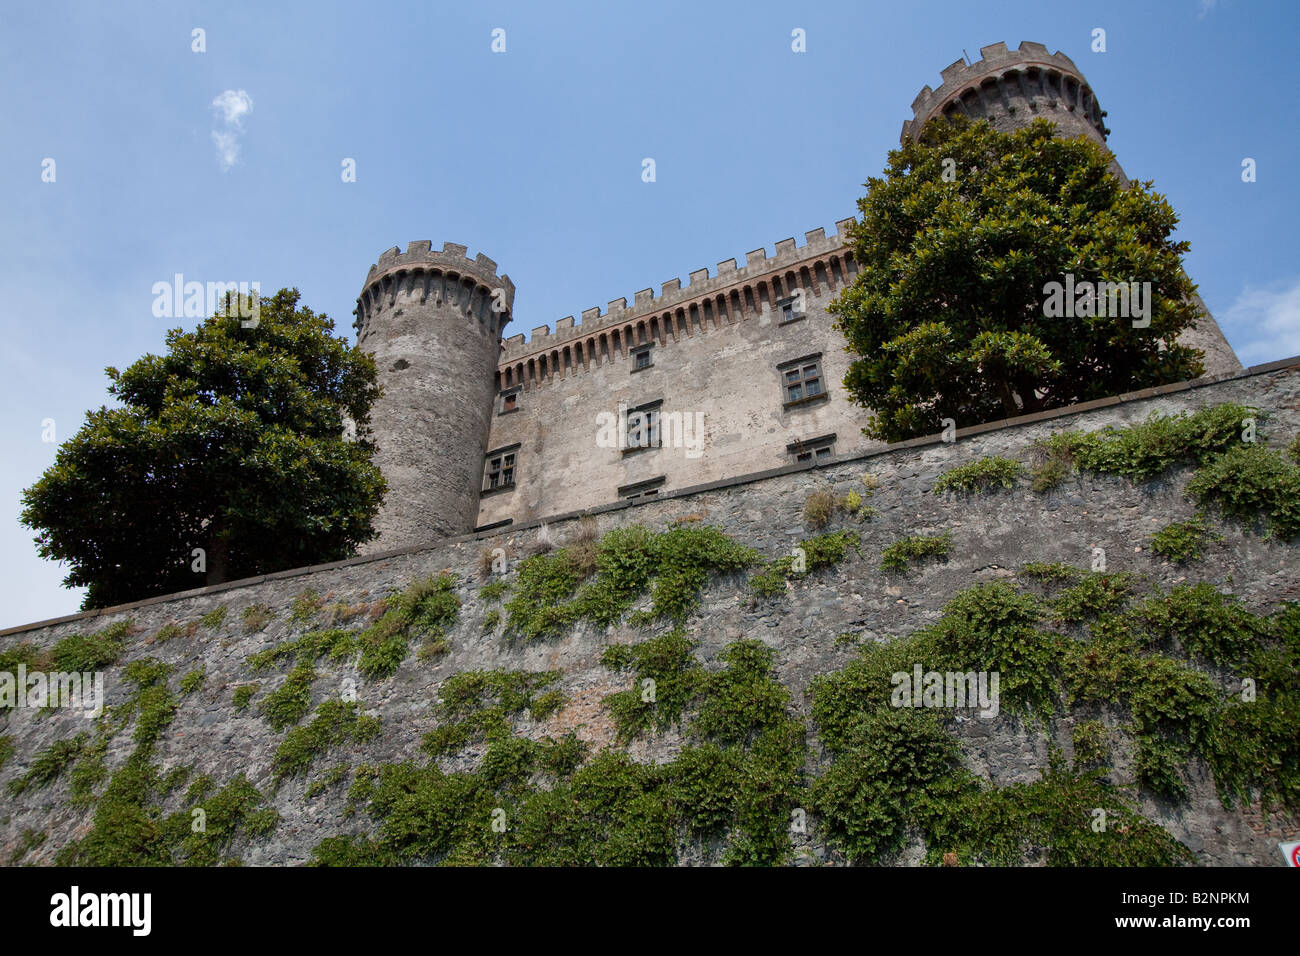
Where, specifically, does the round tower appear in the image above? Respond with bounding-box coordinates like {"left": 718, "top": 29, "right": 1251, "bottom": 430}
{"left": 901, "top": 41, "right": 1241, "bottom": 376}
{"left": 353, "top": 241, "right": 514, "bottom": 551}
{"left": 902, "top": 41, "right": 1112, "bottom": 154}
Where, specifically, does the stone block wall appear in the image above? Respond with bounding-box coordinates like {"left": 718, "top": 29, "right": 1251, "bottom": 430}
{"left": 2, "top": 360, "right": 1296, "bottom": 866}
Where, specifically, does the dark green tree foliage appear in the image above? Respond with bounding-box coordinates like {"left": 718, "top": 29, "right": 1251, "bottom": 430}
{"left": 830, "top": 116, "right": 1205, "bottom": 441}
{"left": 21, "top": 289, "right": 385, "bottom": 608}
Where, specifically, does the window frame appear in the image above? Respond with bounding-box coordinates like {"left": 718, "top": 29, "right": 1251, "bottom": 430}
{"left": 623, "top": 399, "right": 663, "bottom": 454}
{"left": 776, "top": 294, "right": 806, "bottom": 326}
{"left": 787, "top": 433, "right": 837, "bottom": 465}
{"left": 630, "top": 344, "right": 654, "bottom": 373}
{"left": 618, "top": 476, "right": 666, "bottom": 501}
{"left": 777, "top": 353, "right": 828, "bottom": 408}
{"left": 482, "top": 443, "right": 521, "bottom": 494}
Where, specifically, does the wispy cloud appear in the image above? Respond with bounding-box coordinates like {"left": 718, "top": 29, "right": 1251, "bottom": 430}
{"left": 210, "top": 89, "right": 253, "bottom": 170}
{"left": 1198, "top": 0, "right": 1217, "bottom": 18}
{"left": 1222, "top": 277, "right": 1300, "bottom": 364}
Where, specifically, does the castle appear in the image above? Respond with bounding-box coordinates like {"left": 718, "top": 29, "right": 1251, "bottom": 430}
{"left": 3, "top": 42, "right": 1293, "bottom": 871}
{"left": 350, "top": 42, "right": 1240, "bottom": 555}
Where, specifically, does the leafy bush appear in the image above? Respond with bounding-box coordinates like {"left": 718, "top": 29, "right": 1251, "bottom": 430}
{"left": 880, "top": 533, "right": 951, "bottom": 573}
{"left": 1018, "top": 562, "right": 1083, "bottom": 583}
{"left": 290, "top": 589, "right": 324, "bottom": 624}
{"left": 750, "top": 531, "right": 860, "bottom": 599}
{"left": 49, "top": 620, "right": 130, "bottom": 672}
{"left": 1049, "top": 573, "right": 1134, "bottom": 623}
{"left": 241, "top": 604, "right": 274, "bottom": 632}
{"left": 1031, "top": 404, "right": 1257, "bottom": 490}
{"left": 1150, "top": 514, "right": 1220, "bottom": 563}
{"left": 1133, "top": 582, "right": 1266, "bottom": 667}
{"left": 1186, "top": 443, "right": 1300, "bottom": 540}
{"left": 601, "top": 629, "right": 701, "bottom": 739}
{"left": 199, "top": 606, "right": 227, "bottom": 630}
{"left": 504, "top": 525, "right": 757, "bottom": 641}
{"left": 260, "top": 660, "right": 316, "bottom": 731}
{"left": 272, "top": 700, "right": 380, "bottom": 779}
{"left": 1072, "top": 404, "right": 1256, "bottom": 481}
{"left": 811, "top": 708, "right": 961, "bottom": 862}
{"left": 232, "top": 683, "right": 258, "bottom": 712}
{"left": 7, "top": 734, "right": 88, "bottom": 796}
{"left": 932, "top": 456, "right": 1022, "bottom": 495}
{"left": 1071, "top": 720, "right": 1110, "bottom": 768}
{"left": 153, "top": 621, "right": 197, "bottom": 643}
{"left": 422, "top": 669, "right": 562, "bottom": 758}
{"left": 352, "top": 574, "right": 460, "bottom": 679}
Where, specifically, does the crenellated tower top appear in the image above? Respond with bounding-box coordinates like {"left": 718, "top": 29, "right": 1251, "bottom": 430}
{"left": 901, "top": 41, "right": 1109, "bottom": 147}
{"left": 353, "top": 241, "right": 516, "bottom": 340}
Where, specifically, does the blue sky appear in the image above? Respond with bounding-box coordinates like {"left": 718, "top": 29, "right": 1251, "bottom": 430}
{"left": 2, "top": 0, "right": 1296, "bottom": 628}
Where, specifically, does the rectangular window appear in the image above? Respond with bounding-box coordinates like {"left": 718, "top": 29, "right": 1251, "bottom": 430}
{"left": 499, "top": 388, "right": 520, "bottom": 415}
{"left": 780, "top": 357, "right": 824, "bottom": 405}
{"left": 619, "top": 476, "right": 666, "bottom": 500}
{"left": 483, "top": 446, "right": 520, "bottom": 492}
{"left": 777, "top": 295, "right": 805, "bottom": 325}
{"left": 631, "top": 345, "right": 654, "bottom": 371}
{"left": 625, "top": 401, "right": 662, "bottom": 451}
{"left": 788, "top": 433, "right": 837, "bottom": 464}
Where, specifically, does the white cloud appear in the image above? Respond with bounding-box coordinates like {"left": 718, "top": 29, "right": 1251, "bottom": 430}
{"left": 212, "top": 89, "right": 253, "bottom": 126}
{"left": 210, "top": 89, "right": 253, "bottom": 170}
{"left": 1222, "top": 277, "right": 1300, "bottom": 364}
{"left": 1198, "top": 0, "right": 1218, "bottom": 18}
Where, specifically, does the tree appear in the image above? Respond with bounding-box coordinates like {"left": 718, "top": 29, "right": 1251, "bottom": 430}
{"left": 21, "top": 288, "right": 386, "bottom": 609}
{"left": 829, "top": 116, "right": 1205, "bottom": 442}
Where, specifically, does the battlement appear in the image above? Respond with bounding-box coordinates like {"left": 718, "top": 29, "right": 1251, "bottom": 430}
{"left": 500, "top": 218, "right": 857, "bottom": 361}
{"left": 901, "top": 41, "right": 1105, "bottom": 144}
{"left": 354, "top": 241, "right": 517, "bottom": 337}
{"left": 362, "top": 241, "right": 515, "bottom": 298}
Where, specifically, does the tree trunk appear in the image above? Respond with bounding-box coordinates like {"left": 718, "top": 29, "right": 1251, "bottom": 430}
{"left": 996, "top": 378, "right": 1020, "bottom": 416}
{"left": 206, "top": 521, "right": 230, "bottom": 586}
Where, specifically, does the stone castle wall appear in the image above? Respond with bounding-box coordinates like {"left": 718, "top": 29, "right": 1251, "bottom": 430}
{"left": 478, "top": 223, "right": 879, "bottom": 528}
{"left": 3, "top": 359, "right": 1296, "bottom": 866}
{"left": 351, "top": 41, "right": 1242, "bottom": 549}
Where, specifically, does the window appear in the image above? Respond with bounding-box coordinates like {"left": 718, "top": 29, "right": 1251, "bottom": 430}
{"left": 777, "top": 295, "right": 805, "bottom": 325}
{"left": 619, "top": 476, "right": 665, "bottom": 500}
{"left": 499, "top": 387, "right": 520, "bottom": 415}
{"left": 779, "top": 355, "right": 824, "bottom": 405}
{"left": 624, "top": 400, "right": 662, "bottom": 452}
{"left": 631, "top": 345, "right": 654, "bottom": 372}
{"left": 788, "top": 433, "right": 837, "bottom": 464}
{"left": 483, "top": 445, "right": 520, "bottom": 492}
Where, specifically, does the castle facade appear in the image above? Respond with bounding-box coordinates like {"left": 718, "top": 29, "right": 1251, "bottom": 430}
{"left": 351, "top": 42, "right": 1241, "bottom": 553}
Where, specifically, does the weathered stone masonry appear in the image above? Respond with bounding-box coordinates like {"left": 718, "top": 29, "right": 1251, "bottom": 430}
{"left": 0, "top": 41, "right": 1272, "bottom": 867}
{"left": 351, "top": 41, "right": 1241, "bottom": 554}
{"left": 3, "top": 358, "right": 1297, "bottom": 866}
